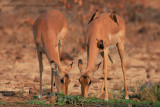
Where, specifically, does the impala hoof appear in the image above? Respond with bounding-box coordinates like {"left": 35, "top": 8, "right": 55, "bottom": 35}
{"left": 50, "top": 92, "right": 55, "bottom": 97}
{"left": 104, "top": 98, "right": 108, "bottom": 101}
{"left": 38, "top": 94, "right": 42, "bottom": 99}
{"left": 125, "top": 96, "right": 129, "bottom": 100}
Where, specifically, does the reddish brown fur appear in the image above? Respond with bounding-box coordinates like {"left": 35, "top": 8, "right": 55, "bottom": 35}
{"left": 33, "top": 10, "right": 67, "bottom": 66}
{"left": 78, "top": 59, "right": 101, "bottom": 97}
{"left": 33, "top": 10, "right": 72, "bottom": 97}
{"left": 78, "top": 12, "right": 129, "bottom": 100}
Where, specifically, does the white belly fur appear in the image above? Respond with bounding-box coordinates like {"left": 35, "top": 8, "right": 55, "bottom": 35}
{"left": 109, "top": 31, "right": 121, "bottom": 46}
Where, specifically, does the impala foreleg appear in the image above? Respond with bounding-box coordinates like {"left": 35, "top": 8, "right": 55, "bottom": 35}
{"left": 50, "top": 61, "right": 57, "bottom": 97}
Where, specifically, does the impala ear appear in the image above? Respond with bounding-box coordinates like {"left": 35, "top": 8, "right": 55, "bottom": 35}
{"left": 78, "top": 59, "right": 84, "bottom": 73}
{"left": 90, "top": 62, "right": 102, "bottom": 75}
{"left": 65, "top": 62, "right": 73, "bottom": 72}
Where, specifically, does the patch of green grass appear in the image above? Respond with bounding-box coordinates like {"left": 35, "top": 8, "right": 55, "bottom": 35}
{"left": 154, "top": 101, "right": 160, "bottom": 106}
{"left": 14, "top": 102, "right": 25, "bottom": 104}
{"left": 55, "top": 93, "right": 108, "bottom": 105}
{"left": 2, "top": 83, "right": 160, "bottom": 106}
{"left": 55, "top": 93, "right": 160, "bottom": 106}
{"left": 153, "top": 84, "right": 160, "bottom": 101}
{"left": 26, "top": 100, "right": 51, "bottom": 106}
{"left": 31, "top": 95, "right": 38, "bottom": 99}
{"left": 0, "top": 102, "right": 6, "bottom": 105}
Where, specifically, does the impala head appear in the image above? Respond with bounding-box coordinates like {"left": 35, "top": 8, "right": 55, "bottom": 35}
{"left": 78, "top": 59, "right": 101, "bottom": 97}
{"left": 53, "top": 62, "right": 73, "bottom": 95}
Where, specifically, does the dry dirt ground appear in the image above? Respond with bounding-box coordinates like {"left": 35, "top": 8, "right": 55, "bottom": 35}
{"left": 0, "top": 0, "right": 160, "bottom": 103}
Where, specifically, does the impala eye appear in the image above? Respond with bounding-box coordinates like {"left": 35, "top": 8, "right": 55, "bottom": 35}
{"left": 60, "top": 78, "right": 64, "bottom": 84}
{"left": 83, "top": 75, "right": 88, "bottom": 79}
{"left": 65, "top": 74, "right": 69, "bottom": 79}
{"left": 78, "top": 78, "right": 80, "bottom": 83}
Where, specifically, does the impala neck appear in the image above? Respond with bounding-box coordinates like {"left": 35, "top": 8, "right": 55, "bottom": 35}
{"left": 86, "top": 40, "right": 99, "bottom": 71}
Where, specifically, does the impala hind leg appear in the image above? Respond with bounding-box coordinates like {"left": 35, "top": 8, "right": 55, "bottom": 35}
{"left": 98, "top": 50, "right": 111, "bottom": 99}
{"left": 37, "top": 49, "right": 43, "bottom": 98}
{"left": 98, "top": 80, "right": 104, "bottom": 98}
{"left": 116, "top": 42, "right": 129, "bottom": 99}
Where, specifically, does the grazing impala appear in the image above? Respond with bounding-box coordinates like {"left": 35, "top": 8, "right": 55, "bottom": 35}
{"left": 78, "top": 11, "right": 129, "bottom": 100}
{"left": 33, "top": 10, "right": 73, "bottom": 98}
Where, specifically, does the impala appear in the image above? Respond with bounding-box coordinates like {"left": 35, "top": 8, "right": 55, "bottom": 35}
{"left": 78, "top": 11, "right": 129, "bottom": 100}
{"left": 33, "top": 10, "right": 73, "bottom": 98}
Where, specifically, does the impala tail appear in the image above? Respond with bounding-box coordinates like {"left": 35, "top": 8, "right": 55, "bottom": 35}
{"left": 96, "top": 39, "right": 104, "bottom": 50}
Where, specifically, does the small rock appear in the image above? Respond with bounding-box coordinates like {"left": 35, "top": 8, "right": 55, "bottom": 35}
{"left": 0, "top": 91, "right": 15, "bottom": 96}
{"left": 138, "top": 27, "right": 147, "bottom": 33}
{"left": 15, "top": 56, "right": 22, "bottom": 60}
{"left": 22, "top": 45, "right": 26, "bottom": 48}
{"left": 146, "top": 74, "right": 150, "bottom": 78}
{"left": 34, "top": 77, "right": 40, "bottom": 82}
{"left": 5, "top": 82, "right": 11, "bottom": 84}
{"left": 73, "top": 84, "right": 79, "bottom": 87}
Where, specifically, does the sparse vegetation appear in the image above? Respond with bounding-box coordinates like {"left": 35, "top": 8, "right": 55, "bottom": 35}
{"left": 131, "top": 83, "right": 160, "bottom": 102}
{"left": 26, "top": 100, "right": 51, "bottom": 106}
{"left": 31, "top": 95, "right": 39, "bottom": 99}
{"left": 140, "top": 87, "right": 157, "bottom": 102}
{"left": 1, "top": 86, "right": 160, "bottom": 106}
{"left": 55, "top": 92, "right": 160, "bottom": 106}
{"left": 14, "top": 102, "right": 25, "bottom": 104}
{"left": 0, "top": 102, "right": 6, "bottom": 105}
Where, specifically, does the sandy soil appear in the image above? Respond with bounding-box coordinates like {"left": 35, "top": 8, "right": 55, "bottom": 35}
{"left": 0, "top": 0, "right": 160, "bottom": 102}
